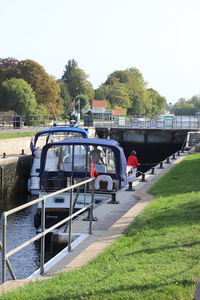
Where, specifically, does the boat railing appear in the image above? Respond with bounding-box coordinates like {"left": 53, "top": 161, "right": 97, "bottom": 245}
{"left": 1, "top": 177, "right": 95, "bottom": 284}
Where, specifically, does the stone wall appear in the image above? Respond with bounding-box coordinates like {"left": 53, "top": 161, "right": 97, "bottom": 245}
{"left": 0, "top": 155, "right": 32, "bottom": 213}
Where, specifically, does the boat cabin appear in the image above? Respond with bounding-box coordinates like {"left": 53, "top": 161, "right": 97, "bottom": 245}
{"left": 39, "top": 138, "right": 135, "bottom": 195}
{"left": 28, "top": 126, "right": 89, "bottom": 196}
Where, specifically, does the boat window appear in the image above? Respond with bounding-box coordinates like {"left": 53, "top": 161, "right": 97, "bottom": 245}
{"left": 44, "top": 146, "right": 60, "bottom": 171}
{"left": 44, "top": 145, "right": 116, "bottom": 174}
{"left": 89, "top": 146, "right": 116, "bottom": 174}
{"left": 55, "top": 145, "right": 90, "bottom": 172}
{"left": 35, "top": 131, "right": 85, "bottom": 148}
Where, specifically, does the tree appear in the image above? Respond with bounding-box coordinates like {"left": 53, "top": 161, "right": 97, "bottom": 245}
{"left": 18, "top": 60, "right": 63, "bottom": 115}
{"left": 0, "top": 58, "right": 63, "bottom": 116}
{"left": 58, "top": 79, "right": 72, "bottom": 118}
{"left": 106, "top": 82, "right": 131, "bottom": 109}
{"left": 0, "top": 57, "right": 20, "bottom": 84}
{"left": 189, "top": 95, "right": 200, "bottom": 112}
{"left": 171, "top": 99, "right": 196, "bottom": 115}
{"left": 146, "top": 88, "right": 167, "bottom": 115}
{"left": 0, "top": 78, "right": 37, "bottom": 118}
{"left": 96, "top": 68, "right": 147, "bottom": 114}
{"left": 62, "top": 59, "right": 94, "bottom": 100}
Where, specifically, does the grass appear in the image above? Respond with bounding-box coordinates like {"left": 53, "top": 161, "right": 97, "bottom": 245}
{"left": 0, "top": 132, "right": 36, "bottom": 140}
{"left": 1, "top": 153, "right": 200, "bottom": 299}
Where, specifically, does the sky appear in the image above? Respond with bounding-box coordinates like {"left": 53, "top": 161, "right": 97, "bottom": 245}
{"left": 1, "top": 0, "right": 200, "bottom": 104}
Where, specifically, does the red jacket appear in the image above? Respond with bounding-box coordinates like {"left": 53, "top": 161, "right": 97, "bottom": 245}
{"left": 127, "top": 155, "right": 140, "bottom": 168}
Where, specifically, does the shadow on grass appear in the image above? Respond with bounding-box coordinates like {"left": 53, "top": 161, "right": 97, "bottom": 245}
{"left": 123, "top": 240, "right": 200, "bottom": 256}
{"left": 125, "top": 199, "right": 200, "bottom": 235}
{"left": 149, "top": 157, "right": 200, "bottom": 197}
{"left": 44, "top": 279, "right": 194, "bottom": 300}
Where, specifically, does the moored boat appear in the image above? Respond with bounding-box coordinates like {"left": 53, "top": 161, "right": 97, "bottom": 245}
{"left": 34, "top": 138, "right": 136, "bottom": 229}
{"left": 28, "top": 126, "right": 89, "bottom": 196}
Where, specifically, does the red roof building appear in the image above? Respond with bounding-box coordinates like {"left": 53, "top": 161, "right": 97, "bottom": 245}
{"left": 91, "top": 100, "right": 107, "bottom": 110}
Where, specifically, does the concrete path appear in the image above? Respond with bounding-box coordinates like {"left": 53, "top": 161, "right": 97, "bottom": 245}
{"left": 0, "top": 151, "right": 188, "bottom": 295}
{"left": 0, "top": 127, "right": 96, "bottom": 157}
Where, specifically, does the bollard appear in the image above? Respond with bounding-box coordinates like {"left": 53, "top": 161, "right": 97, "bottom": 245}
{"left": 126, "top": 181, "right": 135, "bottom": 191}
{"left": 166, "top": 157, "right": 171, "bottom": 164}
{"left": 151, "top": 167, "right": 156, "bottom": 175}
{"left": 177, "top": 151, "right": 180, "bottom": 156}
{"left": 159, "top": 162, "right": 164, "bottom": 169}
{"left": 172, "top": 153, "right": 176, "bottom": 160}
{"left": 21, "top": 149, "right": 25, "bottom": 155}
{"left": 3, "top": 153, "right": 6, "bottom": 159}
{"left": 140, "top": 173, "right": 147, "bottom": 182}
{"left": 107, "top": 193, "right": 120, "bottom": 204}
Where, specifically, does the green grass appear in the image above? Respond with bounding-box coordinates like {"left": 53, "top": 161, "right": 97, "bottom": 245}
{"left": 1, "top": 153, "right": 200, "bottom": 299}
{"left": 0, "top": 132, "right": 36, "bottom": 140}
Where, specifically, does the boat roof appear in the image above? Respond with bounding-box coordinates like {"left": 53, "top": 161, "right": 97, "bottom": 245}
{"left": 34, "top": 126, "right": 88, "bottom": 145}
{"left": 40, "top": 138, "right": 127, "bottom": 182}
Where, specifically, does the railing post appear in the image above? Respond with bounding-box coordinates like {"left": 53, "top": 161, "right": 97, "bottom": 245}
{"left": 68, "top": 188, "right": 73, "bottom": 252}
{"left": 0, "top": 241, "right": 16, "bottom": 280}
{"left": 89, "top": 179, "right": 95, "bottom": 235}
{"left": 2, "top": 213, "right": 7, "bottom": 283}
{"left": 40, "top": 198, "right": 45, "bottom": 275}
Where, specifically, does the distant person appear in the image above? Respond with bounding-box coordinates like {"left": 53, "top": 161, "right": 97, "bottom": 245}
{"left": 90, "top": 145, "right": 104, "bottom": 165}
{"left": 127, "top": 150, "right": 140, "bottom": 171}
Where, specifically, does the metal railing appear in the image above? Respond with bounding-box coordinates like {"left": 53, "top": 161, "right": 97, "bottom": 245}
{"left": 1, "top": 177, "right": 95, "bottom": 284}
{"left": 93, "top": 115, "right": 200, "bottom": 129}
{"left": 0, "top": 114, "right": 200, "bottom": 130}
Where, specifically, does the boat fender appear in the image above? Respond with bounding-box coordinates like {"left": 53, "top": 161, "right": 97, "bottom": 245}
{"left": 34, "top": 212, "right": 41, "bottom": 229}
{"left": 95, "top": 175, "right": 113, "bottom": 191}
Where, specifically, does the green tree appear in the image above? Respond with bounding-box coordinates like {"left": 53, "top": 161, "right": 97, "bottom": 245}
{"left": 189, "top": 95, "right": 200, "bottom": 112}
{"left": 0, "top": 78, "right": 37, "bottom": 118}
{"left": 18, "top": 59, "right": 63, "bottom": 115}
{"left": 171, "top": 99, "right": 196, "bottom": 115}
{"left": 146, "top": 88, "right": 167, "bottom": 115}
{"left": 94, "top": 85, "right": 109, "bottom": 100}
{"left": 62, "top": 59, "right": 94, "bottom": 100}
{"left": 97, "top": 67, "right": 148, "bottom": 114}
{"left": 0, "top": 57, "right": 20, "bottom": 84}
{"left": 125, "top": 68, "right": 147, "bottom": 115}
{"left": 106, "top": 82, "right": 131, "bottom": 108}
{"left": 58, "top": 79, "right": 72, "bottom": 118}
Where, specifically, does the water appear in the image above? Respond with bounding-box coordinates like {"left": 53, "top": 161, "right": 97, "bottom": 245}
{"left": 0, "top": 196, "right": 47, "bottom": 282}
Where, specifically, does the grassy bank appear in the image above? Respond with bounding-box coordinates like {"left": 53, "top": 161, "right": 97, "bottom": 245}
{"left": 1, "top": 153, "right": 200, "bottom": 299}
{"left": 0, "top": 132, "right": 36, "bottom": 140}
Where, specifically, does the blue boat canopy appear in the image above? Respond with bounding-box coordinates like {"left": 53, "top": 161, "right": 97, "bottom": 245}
{"left": 33, "top": 126, "right": 88, "bottom": 146}
{"left": 40, "top": 138, "right": 127, "bottom": 183}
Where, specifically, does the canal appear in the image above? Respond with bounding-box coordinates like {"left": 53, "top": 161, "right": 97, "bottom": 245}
{"left": 0, "top": 139, "right": 184, "bottom": 282}
{"left": 0, "top": 195, "right": 51, "bottom": 282}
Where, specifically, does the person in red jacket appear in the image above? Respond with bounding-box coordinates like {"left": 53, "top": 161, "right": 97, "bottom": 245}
{"left": 127, "top": 150, "right": 140, "bottom": 169}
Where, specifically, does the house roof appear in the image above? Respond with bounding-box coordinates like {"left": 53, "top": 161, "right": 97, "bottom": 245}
{"left": 91, "top": 100, "right": 107, "bottom": 108}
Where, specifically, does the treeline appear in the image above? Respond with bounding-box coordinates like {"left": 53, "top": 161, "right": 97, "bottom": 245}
{"left": 170, "top": 96, "right": 200, "bottom": 115}
{"left": 0, "top": 57, "right": 167, "bottom": 119}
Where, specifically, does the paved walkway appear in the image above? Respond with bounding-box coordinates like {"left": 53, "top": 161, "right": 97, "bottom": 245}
{"left": 0, "top": 152, "right": 188, "bottom": 295}
{"left": 0, "top": 137, "right": 32, "bottom": 156}
{"left": 0, "top": 127, "right": 96, "bottom": 157}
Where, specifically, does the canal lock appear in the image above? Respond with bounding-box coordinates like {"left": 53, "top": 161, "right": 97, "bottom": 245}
{"left": 0, "top": 139, "right": 186, "bottom": 281}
